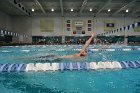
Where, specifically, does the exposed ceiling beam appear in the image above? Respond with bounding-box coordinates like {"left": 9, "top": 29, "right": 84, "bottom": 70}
{"left": 6, "top": 0, "right": 29, "bottom": 16}
{"left": 60, "top": 0, "right": 64, "bottom": 17}
{"left": 34, "top": 0, "right": 46, "bottom": 15}
{"left": 79, "top": 0, "right": 88, "bottom": 13}
{"left": 96, "top": 0, "right": 112, "bottom": 15}
{"left": 112, "top": 0, "right": 137, "bottom": 15}
{"left": 128, "top": 9, "right": 140, "bottom": 16}
{"left": 132, "top": 9, "right": 140, "bottom": 14}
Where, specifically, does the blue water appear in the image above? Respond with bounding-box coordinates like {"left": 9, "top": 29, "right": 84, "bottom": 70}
{"left": 0, "top": 45, "right": 140, "bottom": 93}
{"left": 0, "top": 45, "right": 140, "bottom": 63}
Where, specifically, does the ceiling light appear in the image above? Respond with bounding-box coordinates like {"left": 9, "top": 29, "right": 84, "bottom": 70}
{"left": 51, "top": 8, "right": 54, "bottom": 12}
{"left": 71, "top": 9, "right": 73, "bottom": 12}
{"left": 89, "top": 8, "right": 92, "bottom": 11}
{"left": 32, "top": 8, "right": 34, "bottom": 12}
{"left": 126, "top": 9, "right": 129, "bottom": 13}
{"left": 108, "top": 9, "right": 110, "bottom": 12}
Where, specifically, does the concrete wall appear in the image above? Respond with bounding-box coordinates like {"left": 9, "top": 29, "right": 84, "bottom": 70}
{"left": 31, "top": 16, "right": 140, "bottom": 37}
{"left": 0, "top": 12, "right": 32, "bottom": 43}
{"left": 96, "top": 16, "right": 140, "bottom": 36}
{"left": 0, "top": 11, "right": 11, "bottom": 31}
{"left": 32, "top": 17, "right": 63, "bottom": 36}
{"left": 0, "top": 10, "right": 140, "bottom": 43}
{"left": 11, "top": 16, "right": 32, "bottom": 43}
{"left": 64, "top": 17, "right": 94, "bottom": 36}
{"left": 32, "top": 17, "right": 95, "bottom": 36}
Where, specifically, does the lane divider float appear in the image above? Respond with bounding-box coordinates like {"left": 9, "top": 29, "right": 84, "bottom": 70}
{"left": 0, "top": 61, "right": 140, "bottom": 72}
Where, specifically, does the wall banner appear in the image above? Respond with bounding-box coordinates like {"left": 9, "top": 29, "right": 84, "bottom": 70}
{"left": 104, "top": 20, "right": 116, "bottom": 31}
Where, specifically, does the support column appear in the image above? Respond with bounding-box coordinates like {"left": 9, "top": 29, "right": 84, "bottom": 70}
{"left": 19, "top": 35, "right": 23, "bottom": 43}
{"left": 124, "top": 16, "right": 128, "bottom": 45}
{"left": 124, "top": 36, "right": 128, "bottom": 46}
{"left": 93, "top": 16, "right": 97, "bottom": 44}
{"left": 12, "top": 36, "right": 19, "bottom": 43}
{"left": 61, "top": 17, "right": 65, "bottom": 44}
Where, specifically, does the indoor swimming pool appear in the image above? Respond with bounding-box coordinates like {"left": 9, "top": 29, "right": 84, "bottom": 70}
{"left": 0, "top": 45, "right": 140, "bottom": 93}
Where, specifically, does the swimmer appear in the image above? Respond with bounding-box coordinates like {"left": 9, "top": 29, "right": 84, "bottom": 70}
{"left": 62, "top": 32, "right": 95, "bottom": 59}
{"left": 35, "top": 55, "right": 62, "bottom": 62}
{"left": 33, "top": 32, "right": 94, "bottom": 62}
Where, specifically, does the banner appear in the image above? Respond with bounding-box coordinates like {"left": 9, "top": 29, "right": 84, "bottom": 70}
{"left": 40, "top": 19, "right": 54, "bottom": 32}
{"left": 104, "top": 20, "right": 116, "bottom": 31}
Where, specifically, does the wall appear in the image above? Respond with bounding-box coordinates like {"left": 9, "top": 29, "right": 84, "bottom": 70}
{"left": 1, "top": 10, "right": 140, "bottom": 44}
{"left": 0, "top": 12, "right": 32, "bottom": 43}
{"left": 0, "top": 11, "right": 11, "bottom": 31}
{"left": 32, "top": 17, "right": 63, "bottom": 36}
{"left": 64, "top": 17, "right": 94, "bottom": 36}
{"left": 32, "top": 16, "right": 140, "bottom": 37}
{"left": 32, "top": 17, "right": 95, "bottom": 36}
{"left": 96, "top": 16, "right": 140, "bottom": 36}
{"left": 11, "top": 16, "right": 32, "bottom": 43}
{"left": 125, "top": 17, "right": 140, "bottom": 36}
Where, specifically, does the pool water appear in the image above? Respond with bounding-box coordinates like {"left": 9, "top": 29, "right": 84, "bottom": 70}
{"left": 0, "top": 45, "right": 140, "bottom": 93}
{"left": 0, "top": 45, "right": 140, "bottom": 63}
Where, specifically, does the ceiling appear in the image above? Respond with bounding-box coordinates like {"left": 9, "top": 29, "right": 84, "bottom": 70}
{"left": 0, "top": 0, "right": 140, "bottom": 17}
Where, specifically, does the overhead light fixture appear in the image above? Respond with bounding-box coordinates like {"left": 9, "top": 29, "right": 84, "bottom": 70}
{"left": 89, "top": 8, "right": 92, "bottom": 12}
{"left": 32, "top": 8, "right": 35, "bottom": 12}
{"left": 126, "top": 9, "right": 129, "bottom": 13}
{"left": 51, "top": 8, "right": 54, "bottom": 12}
{"left": 71, "top": 9, "right": 73, "bottom": 12}
{"left": 108, "top": 9, "right": 111, "bottom": 12}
